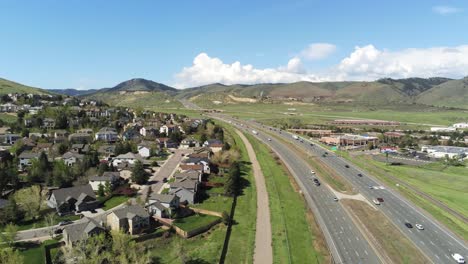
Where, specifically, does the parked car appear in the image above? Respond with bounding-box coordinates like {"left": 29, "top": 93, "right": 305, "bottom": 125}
{"left": 162, "top": 177, "right": 168, "bottom": 183}
{"left": 405, "top": 222, "right": 413, "bottom": 228}
{"left": 54, "top": 228, "right": 63, "bottom": 234}
{"left": 415, "top": 224, "right": 424, "bottom": 230}
{"left": 451, "top": 253, "right": 465, "bottom": 263}
{"left": 58, "top": 220, "right": 73, "bottom": 226}
{"left": 377, "top": 197, "right": 384, "bottom": 203}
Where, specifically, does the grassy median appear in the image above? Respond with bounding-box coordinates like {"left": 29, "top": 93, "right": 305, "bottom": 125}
{"left": 246, "top": 133, "right": 330, "bottom": 264}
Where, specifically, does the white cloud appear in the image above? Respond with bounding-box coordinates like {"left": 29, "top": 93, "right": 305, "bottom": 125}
{"left": 432, "top": 5, "right": 463, "bottom": 15}
{"left": 335, "top": 45, "right": 468, "bottom": 80}
{"left": 300, "top": 43, "right": 336, "bottom": 60}
{"left": 173, "top": 53, "right": 324, "bottom": 88}
{"left": 173, "top": 45, "right": 468, "bottom": 88}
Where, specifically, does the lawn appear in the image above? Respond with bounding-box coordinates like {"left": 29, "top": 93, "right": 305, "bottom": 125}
{"left": 344, "top": 153, "right": 468, "bottom": 240}
{"left": 101, "top": 195, "right": 130, "bottom": 210}
{"left": 18, "top": 239, "right": 60, "bottom": 264}
{"left": 246, "top": 133, "right": 329, "bottom": 264}
{"left": 15, "top": 214, "right": 81, "bottom": 231}
{"left": 0, "top": 113, "right": 17, "bottom": 123}
{"left": 174, "top": 214, "right": 220, "bottom": 232}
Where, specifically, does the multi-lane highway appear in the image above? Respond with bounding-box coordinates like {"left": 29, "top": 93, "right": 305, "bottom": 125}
{"left": 180, "top": 99, "right": 468, "bottom": 263}
{"left": 213, "top": 116, "right": 382, "bottom": 264}
{"left": 244, "top": 119, "right": 468, "bottom": 264}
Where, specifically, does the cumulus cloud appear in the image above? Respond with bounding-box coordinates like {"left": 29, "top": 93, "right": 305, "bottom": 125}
{"left": 335, "top": 45, "right": 468, "bottom": 80}
{"left": 299, "top": 43, "right": 336, "bottom": 60}
{"left": 173, "top": 53, "right": 324, "bottom": 88}
{"left": 432, "top": 5, "right": 463, "bottom": 15}
{"left": 173, "top": 45, "right": 468, "bottom": 88}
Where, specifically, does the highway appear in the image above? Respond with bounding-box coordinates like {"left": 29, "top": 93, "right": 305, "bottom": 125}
{"left": 211, "top": 115, "right": 382, "bottom": 264}
{"left": 244, "top": 119, "right": 468, "bottom": 264}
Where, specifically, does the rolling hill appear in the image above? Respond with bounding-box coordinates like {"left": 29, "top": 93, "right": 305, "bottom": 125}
{"left": 416, "top": 77, "right": 468, "bottom": 108}
{"left": 0, "top": 78, "right": 51, "bottom": 95}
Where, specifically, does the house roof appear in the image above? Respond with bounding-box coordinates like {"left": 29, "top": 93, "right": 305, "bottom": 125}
{"left": 89, "top": 171, "right": 120, "bottom": 182}
{"left": 174, "top": 171, "right": 200, "bottom": 181}
{"left": 50, "top": 184, "right": 96, "bottom": 206}
{"left": 170, "top": 178, "right": 198, "bottom": 190}
{"left": 114, "top": 152, "right": 142, "bottom": 160}
{"left": 98, "top": 145, "right": 116, "bottom": 153}
{"left": 183, "top": 157, "right": 209, "bottom": 164}
{"left": 63, "top": 218, "right": 103, "bottom": 243}
{"left": 62, "top": 151, "right": 84, "bottom": 160}
{"left": 179, "top": 164, "right": 203, "bottom": 171}
{"left": 110, "top": 204, "right": 149, "bottom": 220}
{"left": 170, "top": 187, "right": 195, "bottom": 197}
{"left": 149, "top": 194, "right": 178, "bottom": 204}
{"left": 18, "top": 151, "right": 41, "bottom": 159}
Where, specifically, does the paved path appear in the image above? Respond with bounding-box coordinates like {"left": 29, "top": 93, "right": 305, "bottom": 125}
{"left": 235, "top": 129, "right": 273, "bottom": 264}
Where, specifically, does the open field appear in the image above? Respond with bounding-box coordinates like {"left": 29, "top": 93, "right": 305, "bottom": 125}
{"left": 343, "top": 153, "right": 468, "bottom": 240}
{"left": 342, "top": 200, "right": 429, "bottom": 264}
{"left": 101, "top": 195, "right": 130, "bottom": 210}
{"left": 195, "top": 101, "right": 468, "bottom": 127}
{"left": 0, "top": 113, "right": 17, "bottom": 123}
{"left": 88, "top": 91, "right": 183, "bottom": 110}
{"left": 246, "top": 133, "right": 329, "bottom": 264}
{"left": 174, "top": 214, "right": 220, "bottom": 232}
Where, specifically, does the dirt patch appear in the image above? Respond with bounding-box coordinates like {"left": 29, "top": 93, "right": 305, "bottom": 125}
{"left": 342, "top": 200, "right": 430, "bottom": 264}
{"left": 228, "top": 94, "right": 258, "bottom": 103}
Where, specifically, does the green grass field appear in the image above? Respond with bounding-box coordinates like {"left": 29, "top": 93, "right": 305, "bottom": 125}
{"left": 246, "top": 133, "right": 328, "bottom": 264}
{"left": 174, "top": 214, "right": 220, "bottom": 232}
{"left": 345, "top": 153, "right": 468, "bottom": 240}
{"left": 18, "top": 239, "right": 60, "bottom": 263}
{"left": 0, "top": 113, "right": 17, "bottom": 124}
{"left": 101, "top": 195, "right": 130, "bottom": 211}
{"left": 14, "top": 214, "right": 80, "bottom": 231}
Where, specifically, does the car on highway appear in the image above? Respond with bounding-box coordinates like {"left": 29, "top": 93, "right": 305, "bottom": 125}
{"left": 405, "top": 222, "right": 413, "bottom": 228}
{"left": 377, "top": 197, "right": 384, "bottom": 203}
{"left": 369, "top": 185, "right": 374, "bottom": 189}
{"left": 312, "top": 178, "right": 320, "bottom": 186}
{"left": 58, "top": 220, "right": 73, "bottom": 226}
{"left": 451, "top": 253, "right": 465, "bottom": 263}
{"left": 345, "top": 164, "right": 350, "bottom": 168}
{"left": 310, "top": 143, "right": 314, "bottom": 146}
{"left": 310, "top": 170, "right": 315, "bottom": 174}
{"left": 267, "top": 138, "right": 271, "bottom": 141}
{"left": 357, "top": 173, "right": 363, "bottom": 177}
{"left": 373, "top": 199, "right": 380, "bottom": 205}
{"left": 333, "top": 197, "right": 339, "bottom": 202}
{"left": 322, "top": 154, "right": 327, "bottom": 157}
{"left": 415, "top": 224, "right": 424, "bottom": 230}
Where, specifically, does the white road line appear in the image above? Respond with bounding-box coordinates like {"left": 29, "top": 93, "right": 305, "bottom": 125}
{"left": 356, "top": 237, "right": 360, "bottom": 241}
{"left": 355, "top": 251, "right": 360, "bottom": 257}
{"left": 347, "top": 238, "right": 351, "bottom": 243}
{"left": 435, "top": 255, "right": 440, "bottom": 260}
{"left": 364, "top": 250, "right": 369, "bottom": 256}
{"left": 430, "top": 240, "right": 435, "bottom": 246}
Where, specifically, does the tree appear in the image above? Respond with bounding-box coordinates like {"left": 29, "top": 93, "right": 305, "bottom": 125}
{"left": 0, "top": 223, "right": 18, "bottom": 248}
{"left": 131, "top": 161, "right": 149, "bottom": 185}
{"left": 0, "top": 248, "right": 24, "bottom": 264}
{"left": 97, "top": 183, "right": 105, "bottom": 197}
{"left": 221, "top": 211, "right": 230, "bottom": 226}
{"left": 14, "top": 185, "right": 44, "bottom": 220}
{"left": 98, "top": 162, "right": 110, "bottom": 175}
{"left": 104, "top": 181, "right": 112, "bottom": 196}
{"left": 0, "top": 165, "right": 18, "bottom": 195}
{"left": 224, "top": 162, "right": 241, "bottom": 196}
{"left": 51, "top": 160, "right": 73, "bottom": 187}
{"left": 44, "top": 213, "right": 57, "bottom": 237}
{"left": 0, "top": 198, "right": 24, "bottom": 225}
{"left": 27, "top": 152, "right": 51, "bottom": 183}
{"left": 222, "top": 142, "right": 231, "bottom": 151}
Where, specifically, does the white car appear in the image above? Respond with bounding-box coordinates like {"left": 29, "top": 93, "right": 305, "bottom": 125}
{"left": 267, "top": 138, "right": 272, "bottom": 141}
{"left": 333, "top": 197, "right": 339, "bottom": 202}
{"left": 452, "top": 253, "right": 465, "bottom": 264}
{"left": 310, "top": 170, "right": 315, "bottom": 174}
{"left": 415, "top": 224, "right": 424, "bottom": 230}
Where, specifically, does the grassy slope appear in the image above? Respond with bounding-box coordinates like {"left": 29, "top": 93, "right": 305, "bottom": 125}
{"left": 0, "top": 78, "right": 49, "bottom": 95}
{"left": 0, "top": 113, "right": 17, "bottom": 123}
{"left": 344, "top": 153, "right": 468, "bottom": 240}
{"left": 417, "top": 78, "right": 468, "bottom": 109}
{"left": 87, "top": 91, "right": 182, "bottom": 109}
{"left": 245, "top": 133, "right": 329, "bottom": 264}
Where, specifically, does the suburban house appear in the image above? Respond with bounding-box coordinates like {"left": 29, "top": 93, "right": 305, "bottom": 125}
{"left": 34, "top": 143, "right": 53, "bottom": 153}
{"left": 157, "top": 137, "right": 178, "bottom": 149}
{"left": 174, "top": 171, "right": 202, "bottom": 182}
{"left": 179, "top": 164, "right": 204, "bottom": 174}
{"left": 146, "top": 194, "right": 180, "bottom": 218}
{"left": 106, "top": 205, "right": 150, "bottom": 235}
{"left": 421, "top": 145, "right": 468, "bottom": 159}
{"left": 98, "top": 145, "right": 116, "bottom": 158}
{"left": 112, "top": 152, "right": 144, "bottom": 167}
{"left": 88, "top": 172, "right": 121, "bottom": 191}
{"left": 169, "top": 187, "right": 196, "bottom": 204}
{"left": 137, "top": 142, "right": 153, "bottom": 158}
{"left": 71, "top": 144, "right": 90, "bottom": 154}
{"left": 122, "top": 129, "right": 141, "bottom": 141}
{"left": 188, "top": 147, "right": 212, "bottom": 159}
{"left": 18, "top": 151, "right": 41, "bottom": 170}
{"left": 0, "top": 133, "right": 21, "bottom": 145}
{"left": 95, "top": 127, "right": 119, "bottom": 143}
{"left": 182, "top": 157, "right": 210, "bottom": 174}
{"left": 68, "top": 133, "right": 93, "bottom": 144}
{"left": 62, "top": 218, "right": 105, "bottom": 246}
{"left": 180, "top": 137, "right": 199, "bottom": 149}
{"left": 42, "top": 118, "right": 56, "bottom": 129}
{"left": 54, "top": 130, "right": 69, "bottom": 144}
{"left": 62, "top": 151, "right": 84, "bottom": 166}
{"left": 139, "top": 126, "right": 159, "bottom": 138}
{"left": 47, "top": 184, "right": 100, "bottom": 215}
{"left": 203, "top": 139, "right": 224, "bottom": 153}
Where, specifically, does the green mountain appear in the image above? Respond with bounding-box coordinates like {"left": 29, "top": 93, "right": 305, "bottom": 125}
{"left": 416, "top": 77, "right": 468, "bottom": 108}
{"left": 0, "top": 78, "right": 50, "bottom": 95}
{"left": 105, "top": 78, "right": 177, "bottom": 93}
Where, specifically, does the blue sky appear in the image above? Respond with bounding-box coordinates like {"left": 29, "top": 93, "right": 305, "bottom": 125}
{"left": 0, "top": 0, "right": 467, "bottom": 89}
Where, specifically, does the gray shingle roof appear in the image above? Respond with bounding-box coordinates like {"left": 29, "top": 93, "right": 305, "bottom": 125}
{"left": 149, "top": 194, "right": 177, "bottom": 204}
{"left": 110, "top": 204, "right": 149, "bottom": 220}
{"left": 63, "top": 218, "right": 103, "bottom": 243}
{"left": 50, "top": 184, "right": 96, "bottom": 205}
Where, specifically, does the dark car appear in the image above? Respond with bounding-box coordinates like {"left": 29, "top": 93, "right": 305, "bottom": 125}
{"left": 310, "top": 143, "right": 314, "bottom": 146}
{"left": 162, "top": 177, "right": 168, "bottom": 183}
{"left": 377, "top": 197, "right": 384, "bottom": 202}
{"left": 405, "top": 222, "right": 413, "bottom": 228}
{"left": 58, "top": 220, "right": 73, "bottom": 226}
{"left": 357, "top": 173, "right": 363, "bottom": 177}
{"left": 345, "top": 164, "right": 350, "bottom": 168}
{"left": 54, "top": 228, "right": 63, "bottom": 234}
